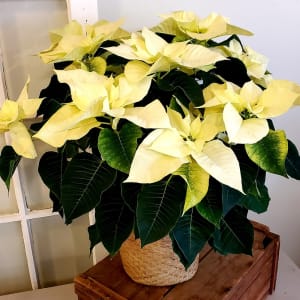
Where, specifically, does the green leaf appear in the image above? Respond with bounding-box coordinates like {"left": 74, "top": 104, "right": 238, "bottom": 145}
{"left": 95, "top": 173, "right": 134, "bottom": 255}
{"left": 61, "top": 142, "right": 80, "bottom": 158}
{"left": 214, "top": 57, "right": 250, "bottom": 87}
{"left": 137, "top": 175, "right": 186, "bottom": 246}
{"left": 61, "top": 152, "right": 116, "bottom": 224}
{"left": 31, "top": 75, "right": 71, "bottom": 131}
{"left": 39, "top": 151, "right": 68, "bottom": 216}
{"left": 49, "top": 191, "right": 63, "bottom": 216}
{"left": 223, "top": 182, "right": 270, "bottom": 215}
{"left": 240, "top": 183, "right": 270, "bottom": 213}
{"left": 222, "top": 185, "right": 243, "bottom": 216}
{"left": 211, "top": 207, "right": 253, "bottom": 255}
{"left": 98, "top": 123, "right": 142, "bottom": 174}
{"left": 196, "top": 70, "right": 223, "bottom": 89}
{"left": 39, "top": 75, "right": 71, "bottom": 105}
{"left": 156, "top": 70, "right": 204, "bottom": 106}
{"left": 175, "top": 161, "right": 210, "bottom": 213}
{"left": 38, "top": 151, "right": 67, "bottom": 199}
{"left": 196, "top": 177, "right": 223, "bottom": 228}
{"left": 285, "top": 139, "right": 300, "bottom": 180}
{"left": 245, "top": 130, "right": 288, "bottom": 176}
{"left": 88, "top": 224, "right": 102, "bottom": 254}
{"left": 232, "top": 144, "right": 266, "bottom": 189}
{"left": 121, "top": 182, "right": 141, "bottom": 212}
{"left": 170, "top": 208, "right": 214, "bottom": 268}
{"left": 207, "top": 34, "right": 243, "bottom": 48}
{"left": 0, "top": 146, "right": 21, "bottom": 189}
{"left": 224, "top": 144, "right": 269, "bottom": 214}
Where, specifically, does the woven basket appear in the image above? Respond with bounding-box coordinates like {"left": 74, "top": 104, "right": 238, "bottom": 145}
{"left": 119, "top": 234, "right": 199, "bottom": 286}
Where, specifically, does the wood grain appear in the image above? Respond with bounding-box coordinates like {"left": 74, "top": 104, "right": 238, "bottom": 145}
{"left": 74, "top": 222, "right": 280, "bottom": 300}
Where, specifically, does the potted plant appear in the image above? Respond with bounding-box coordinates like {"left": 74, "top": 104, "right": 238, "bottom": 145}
{"left": 0, "top": 10, "right": 299, "bottom": 285}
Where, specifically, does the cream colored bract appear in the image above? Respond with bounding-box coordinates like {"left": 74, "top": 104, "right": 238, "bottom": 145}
{"left": 0, "top": 79, "right": 42, "bottom": 158}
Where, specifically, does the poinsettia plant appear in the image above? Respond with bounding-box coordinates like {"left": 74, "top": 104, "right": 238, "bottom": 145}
{"left": 1, "top": 11, "right": 300, "bottom": 268}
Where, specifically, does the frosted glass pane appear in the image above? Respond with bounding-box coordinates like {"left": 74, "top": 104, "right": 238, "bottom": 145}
{"left": 0, "top": 136, "right": 18, "bottom": 214}
{"left": 0, "top": 0, "right": 68, "bottom": 99}
{"left": 19, "top": 140, "right": 53, "bottom": 210}
{"left": 0, "top": 222, "right": 31, "bottom": 295}
{"left": 31, "top": 215, "right": 93, "bottom": 288}
{"left": 0, "top": 183, "right": 18, "bottom": 214}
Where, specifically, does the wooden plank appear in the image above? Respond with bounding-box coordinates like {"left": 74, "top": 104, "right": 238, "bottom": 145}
{"left": 75, "top": 276, "right": 127, "bottom": 300}
{"left": 239, "top": 259, "right": 273, "bottom": 300}
{"left": 164, "top": 250, "right": 257, "bottom": 299}
{"left": 224, "top": 241, "right": 276, "bottom": 299}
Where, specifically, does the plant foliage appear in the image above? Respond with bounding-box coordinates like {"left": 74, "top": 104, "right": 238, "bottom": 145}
{"left": 0, "top": 10, "right": 300, "bottom": 269}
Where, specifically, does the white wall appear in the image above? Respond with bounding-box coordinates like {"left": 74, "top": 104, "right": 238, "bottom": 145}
{"left": 98, "top": 0, "right": 300, "bottom": 265}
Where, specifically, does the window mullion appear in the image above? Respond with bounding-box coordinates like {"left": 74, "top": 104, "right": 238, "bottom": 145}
{"left": 0, "top": 213, "right": 21, "bottom": 224}
{"left": 25, "top": 208, "right": 58, "bottom": 220}
{"left": 12, "top": 169, "right": 40, "bottom": 290}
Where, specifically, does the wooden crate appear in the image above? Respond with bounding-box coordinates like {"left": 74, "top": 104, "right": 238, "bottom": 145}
{"left": 74, "top": 222, "right": 280, "bottom": 300}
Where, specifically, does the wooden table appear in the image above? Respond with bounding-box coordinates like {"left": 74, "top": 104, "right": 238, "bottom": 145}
{"left": 74, "top": 222, "right": 279, "bottom": 300}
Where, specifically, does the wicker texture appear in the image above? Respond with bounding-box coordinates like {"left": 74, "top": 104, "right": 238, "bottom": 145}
{"left": 119, "top": 234, "right": 199, "bottom": 286}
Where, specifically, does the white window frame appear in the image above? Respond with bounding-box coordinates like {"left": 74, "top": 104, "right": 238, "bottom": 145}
{"left": 0, "top": 0, "right": 102, "bottom": 293}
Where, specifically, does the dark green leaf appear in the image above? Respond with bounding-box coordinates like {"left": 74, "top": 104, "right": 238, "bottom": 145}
{"left": 245, "top": 130, "right": 288, "bottom": 177}
{"left": 38, "top": 151, "right": 67, "bottom": 199}
{"left": 95, "top": 173, "right": 134, "bottom": 255}
{"left": 54, "top": 61, "right": 73, "bottom": 70}
{"left": 214, "top": 57, "right": 250, "bottom": 87}
{"left": 222, "top": 185, "right": 243, "bottom": 216}
{"left": 139, "top": 80, "right": 172, "bottom": 107}
{"left": 39, "top": 75, "right": 70, "bottom": 102}
{"left": 207, "top": 34, "right": 244, "bottom": 48}
{"left": 223, "top": 144, "right": 269, "bottom": 214}
{"left": 98, "top": 123, "right": 142, "bottom": 173}
{"left": 170, "top": 208, "right": 214, "bottom": 268}
{"left": 0, "top": 146, "right": 21, "bottom": 189}
{"left": 196, "top": 70, "right": 223, "bottom": 89}
{"left": 121, "top": 182, "right": 141, "bottom": 212}
{"left": 156, "top": 70, "right": 204, "bottom": 106}
{"left": 61, "top": 142, "right": 80, "bottom": 158}
{"left": 137, "top": 175, "right": 186, "bottom": 246}
{"left": 88, "top": 224, "right": 102, "bottom": 253}
{"left": 31, "top": 75, "right": 71, "bottom": 131}
{"left": 285, "top": 139, "right": 300, "bottom": 180}
{"left": 211, "top": 207, "right": 253, "bottom": 255}
{"left": 30, "top": 97, "right": 63, "bottom": 131}
{"left": 232, "top": 144, "right": 266, "bottom": 189}
{"left": 49, "top": 191, "right": 63, "bottom": 216}
{"left": 196, "top": 177, "right": 222, "bottom": 227}
{"left": 240, "top": 183, "right": 270, "bottom": 213}
{"left": 169, "top": 97, "right": 185, "bottom": 116}
{"left": 61, "top": 152, "right": 116, "bottom": 224}
{"left": 105, "top": 53, "right": 129, "bottom": 67}
{"left": 223, "top": 182, "right": 270, "bottom": 215}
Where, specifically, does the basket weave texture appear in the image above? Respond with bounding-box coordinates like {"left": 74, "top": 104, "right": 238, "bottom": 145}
{"left": 119, "top": 234, "right": 199, "bottom": 286}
